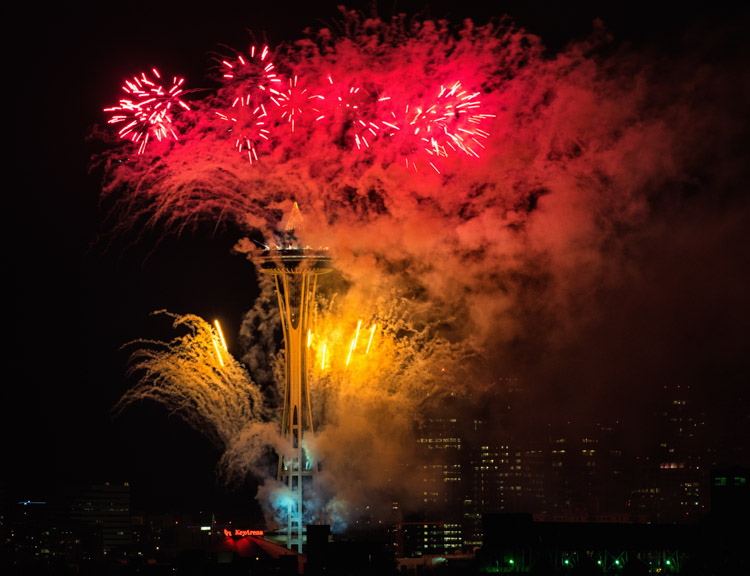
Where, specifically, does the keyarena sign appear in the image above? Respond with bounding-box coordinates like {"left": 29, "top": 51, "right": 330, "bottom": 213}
{"left": 224, "top": 528, "right": 264, "bottom": 537}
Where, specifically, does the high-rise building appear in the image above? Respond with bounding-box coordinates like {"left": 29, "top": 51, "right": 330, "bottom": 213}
{"left": 416, "top": 415, "right": 464, "bottom": 519}
{"left": 542, "top": 422, "right": 629, "bottom": 521}
{"left": 631, "top": 384, "right": 708, "bottom": 522}
{"left": 70, "top": 482, "right": 132, "bottom": 556}
{"left": 392, "top": 521, "right": 462, "bottom": 557}
{"left": 518, "top": 446, "right": 546, "bottom": 516}
{"left": 462, "top": 418, "right": 518, "bottom": 546}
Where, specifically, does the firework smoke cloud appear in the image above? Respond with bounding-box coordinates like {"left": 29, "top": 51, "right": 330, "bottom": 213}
{"left": 102, "top": 7, "right": 750, "bottom": 530}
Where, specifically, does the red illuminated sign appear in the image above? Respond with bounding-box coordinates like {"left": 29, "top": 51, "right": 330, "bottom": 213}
{"left": 224, "top": 528, "right": 264, "bottom": 537}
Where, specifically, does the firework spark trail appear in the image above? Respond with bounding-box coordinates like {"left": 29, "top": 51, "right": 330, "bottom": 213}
{"left": 307, "top": 290, "right": 476, "bottom": 408}
{"left": 101, "top": 9, "right": 749, "bottom": 529}
{"left": 113, "top": 311, "right": 276, "bottom": 481}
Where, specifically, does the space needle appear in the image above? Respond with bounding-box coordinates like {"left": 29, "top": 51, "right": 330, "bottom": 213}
{"left": 260, "top": 202, "right": 331, "bottom": 552}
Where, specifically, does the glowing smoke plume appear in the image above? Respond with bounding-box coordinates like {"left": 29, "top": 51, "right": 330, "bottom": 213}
{"left": 303, "top": 287, "right": 482, "bottom": 524}
{"left": 101, "top": 8, "right": 749, "bottom": 528}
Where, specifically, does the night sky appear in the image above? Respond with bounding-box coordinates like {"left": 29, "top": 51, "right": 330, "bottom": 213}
{"left": 7, "top": 1, "right": 750, "bottom": 522}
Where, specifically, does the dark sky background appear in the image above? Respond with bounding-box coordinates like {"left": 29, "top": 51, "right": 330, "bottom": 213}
{"left": 7, "top": 1, "right": 749, "bottom": 521}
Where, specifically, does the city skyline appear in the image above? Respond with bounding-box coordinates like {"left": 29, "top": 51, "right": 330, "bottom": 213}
{"left": 7, "top": 0, "right": 749, "bottom": 532}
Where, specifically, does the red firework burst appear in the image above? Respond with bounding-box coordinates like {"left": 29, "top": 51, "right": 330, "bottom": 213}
{"left": 220, "top": 44, "right": 281, "bottom": 93}
{"left": 215, "top": 45, "right": 280, "bottom": 163}
{"left": 379, "top": 81, "right": 494, "bottom": 173}
{"left": 215, "top": 102, "right": 271, "bottom": 164}
{"left": 323, "top": 75, "right": 382, "bottom": 150}
{"left": 421, "top": 81, "right": 494, "bottom": 159}
{"left": 104, "top": 69, "right": 190, "bottom": 155}
{"left": 268, "top": 76, "right": 325, "bottom": 133}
